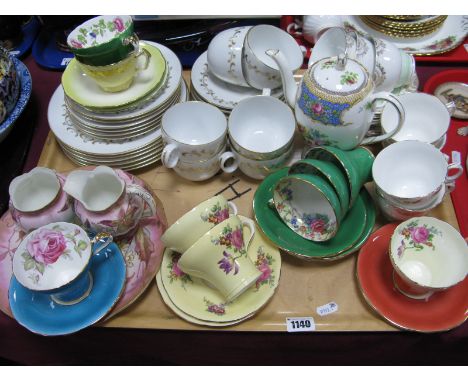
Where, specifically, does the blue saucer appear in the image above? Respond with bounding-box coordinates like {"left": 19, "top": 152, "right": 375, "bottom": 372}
{"left": 0, "top": 58, "right": 32, "bottom": 143}
{"left": 9, "top": 242, "right": 126, "bottom": 336}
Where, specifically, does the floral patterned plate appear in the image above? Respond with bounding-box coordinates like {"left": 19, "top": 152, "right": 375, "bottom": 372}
{"left": 253, "top": 168, "right": 371, "bottom": 260}
{"left": 343, "top": 15, "right": 468, "bottom": 56}
{"left": 157, "top": 217, "right": 281, "bottom": 323}
{"left": 357, "top": 224, "right": 468, "bottom": 332}
{"left": 0, "top": 169, "right": 167, "bottom": 320}
{"left": 9, "top": 241, "right": 126, "bottom": 336}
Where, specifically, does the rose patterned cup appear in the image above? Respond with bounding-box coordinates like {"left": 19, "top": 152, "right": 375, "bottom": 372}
{"left": 161, "top": 195, "right": 238, "bottom": 254}
{"left": 178, "top": 215, "right": 261, "bottom": 302}
{"left": 12, "top": 222, "right": 113, "bottom": 305}
{"left": 9, "top": 167, "right": 75, "bottom": 233}
{"left": 389, "top": 217, "right": 468, "bottom": 300}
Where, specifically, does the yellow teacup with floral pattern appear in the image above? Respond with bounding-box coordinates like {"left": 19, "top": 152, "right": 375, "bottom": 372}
{"left": 178, "top": 215, "right": 261, "bottom": 302}
{"left": 161, "top": 195, "right": 238, "bottom": 254}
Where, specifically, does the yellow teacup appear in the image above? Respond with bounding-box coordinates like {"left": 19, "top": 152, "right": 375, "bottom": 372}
{"left": 178, "top": 215, "right": 261, "bottom": 302}
{"left": 78, "top": 47, "right": 151, "bottom": 93}
{"left": 161, "top": 195, "right": 238, "bottom": 254}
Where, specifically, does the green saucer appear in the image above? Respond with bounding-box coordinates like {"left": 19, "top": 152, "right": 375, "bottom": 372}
{"left": 253, "top": 168, "right": 375, "bottom": 260}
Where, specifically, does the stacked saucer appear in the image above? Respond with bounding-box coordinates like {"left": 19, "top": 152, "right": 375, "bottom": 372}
{"left": 190, "top": 52, "right": 284, "bottom": 116}
{"left": 157, "top": 218, "right": 281, "bottom": 327}
{"left": 48, "top": 41, "right": 186, "bottom": 171}
{"left": 359, "top": 16, "right": 447, "bottom": 38}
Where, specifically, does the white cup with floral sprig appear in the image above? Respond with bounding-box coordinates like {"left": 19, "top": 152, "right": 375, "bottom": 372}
{"left": 389, "top": 217, "right": 468, "bottom": 300}
{"left": 12, "top": 222, "right": 113, "bottom": 305}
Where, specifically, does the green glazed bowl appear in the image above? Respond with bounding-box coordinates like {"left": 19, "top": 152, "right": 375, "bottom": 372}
{"left": 67, "top": 15, "right": 135, "bottom": 66}
{"left": 289, "top": 158, "right": 350, "bottom": 219}
{"left": 272, "top": 173, "right": 342, "bottom": 242}
{"left": 303, "top": 145, "right": 374, "bottom": 207}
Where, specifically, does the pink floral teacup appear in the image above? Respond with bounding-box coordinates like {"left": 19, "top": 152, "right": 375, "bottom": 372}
{"left": 12, "top": 222, "right": 112, "bottom": 305}
{"left": 63, "top": 166, "right": 156, "bottom": 238}
{"left": 178, "top": 215, "right": 261, "bottom": 302}
{"left": 9, "top": 167, "right": 75, "bottom": 233}
{"left": 389, "top": 217, "right": 468, "bottom": 300}
{"left": 161, "top": 195, "right": 238, "bottom": 254}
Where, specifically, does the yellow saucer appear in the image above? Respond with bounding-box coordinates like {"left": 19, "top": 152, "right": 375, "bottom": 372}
{"left": 158, "top": 217, "right": 281, "bottom": 323}
{"left": 62, "top": 44, "right": 167, "bottom": 109}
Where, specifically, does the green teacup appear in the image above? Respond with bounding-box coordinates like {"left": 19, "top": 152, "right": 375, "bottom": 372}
{"left": 289, "top": 159, "right": 350, "bottom": 219}
{"left": 303, "top": 146, "right": 374, "bottom": 207}
{"left": 67, "top": 15, "right": 135, "bottom": 66}
{"left": 272, "top": 173, "right": 341, "bottom": 242}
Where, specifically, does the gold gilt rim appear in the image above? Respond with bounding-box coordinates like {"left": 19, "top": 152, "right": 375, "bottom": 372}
{"left": 359, "top": 17, "right": 445, "bottom": 38}
{"left": 363, "top": 15, "right": 447, "bottom": 29}
{"left": 382, "top": 15, "right": 435, "bottom": 21}
{"left": 361, "top": 17, "right": 446, "bottom": 34}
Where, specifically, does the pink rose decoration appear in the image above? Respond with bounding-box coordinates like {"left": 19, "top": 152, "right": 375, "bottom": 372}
{"left": 113, "top": 17, "right": 125, "bottom": 32}
{"left": 312, "top": 103, "right": 323, "bottom": 115}
{"left": 231, "top": 228, "right": 244, "bottom": 251}
{"left": 257, "top": 262, "right": 272, "bottom": 284}
{"left": 172, "top": 261, "right": 185, "bottom": 277}
{"left": 26, "top": 228, "right": 67, "bottom": 265}
{"left": 309, "top": 219, "right": 325, "bottom": 234}
{"left": 70, "top": 40, "right": 83, "bottom": 48}
{"left": 410, "top": 226, "right": 429, "bottom": 244}
{"left": 217, "top": 208, "right": 229, "bottom": 222}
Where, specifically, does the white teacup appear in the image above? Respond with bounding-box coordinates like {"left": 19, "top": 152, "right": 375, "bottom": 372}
{"left": 172, "top": 144, "right": 238, "bottom": 182}
{"left": 161, "top": 101, "right": 229, "bottom": 168}
{"left": 242, "top": 24, "right": 303, "bottom": 90}
{"left": 372, "top": 140, "right": 463, "bottom": 207}
{"left": 207, "top": 26, "right": 252, "bottom": 87}
{"left": 302, "top": 15, "right": 343, "bottom": 43}
{"left": 389, "top": 217, "right": 468, "bottom": 300}
{"left": 161, "top": 195, "right": 238, "bottom": 254}
{"left": 232, "top": 140, "right": 293, "bottom": 180}
{"left": 381, "top": 92, "right": 451, "bottom": 147}
{"left": 178, "top": 215, "right": 261, "bottom": 302}
{"left": 228, "top": 93, "right": 296, "bottom": 160}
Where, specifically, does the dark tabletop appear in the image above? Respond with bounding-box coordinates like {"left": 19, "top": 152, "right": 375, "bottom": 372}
{"left": 0, "top": 33, "right": 467, "bottom": 366}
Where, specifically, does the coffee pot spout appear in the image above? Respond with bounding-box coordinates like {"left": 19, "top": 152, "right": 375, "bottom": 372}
{"left": 265, "top": 49, "right": 297, "bottom": 109}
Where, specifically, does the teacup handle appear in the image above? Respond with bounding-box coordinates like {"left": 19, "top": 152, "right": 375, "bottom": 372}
{"left": 135, "top": 47, "right": 151, "bottom": 71}
{"left": 361, "top": 92, "right": 405, "bottom": 145}
{"left": 228, "top": 201, "right": 238, "bottom": 216}
{"left": 238, "top": 216, "right": 256, "bottom": 251}
{"left": 446, "top": 162, "right": 463, "bottom": 183}
{"left": 161, "top": 143, "right": 180, "bottom": 169}
{"left": 91, "top": 232, "right": 113, "bottom": 255}
{"left": 126, "top": 184, "right": 157, "bottom": 217}
{"left": 219, "top": 151, "right": 238, "bottom": 173}
{"left": 124, "top": 34, "right": 151, "bottom": 71}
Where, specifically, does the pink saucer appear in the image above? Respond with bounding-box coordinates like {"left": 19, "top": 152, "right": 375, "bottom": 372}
{"left": 357, "top": 223, "right": 468, "bottom": 332}
{"left": 0, "top": 169, "right": 167, "bottom": 319}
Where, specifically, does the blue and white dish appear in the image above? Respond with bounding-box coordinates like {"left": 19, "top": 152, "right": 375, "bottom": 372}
{"left": 8, "top": 242, "right": 126, "bottom": 336}
{"left": 0, "top": 57, "right": 32, "bottom": 143}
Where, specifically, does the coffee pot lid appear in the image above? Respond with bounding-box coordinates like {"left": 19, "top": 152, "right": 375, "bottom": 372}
{"left": 311, "top": 54, "right": 369, "bottom": 95}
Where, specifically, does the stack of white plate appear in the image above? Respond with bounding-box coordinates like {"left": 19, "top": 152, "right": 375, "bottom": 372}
{"left": 190, "top": 52, "right": 283, "bottom": 116}
{"left": 47, "top": 41, "right": 186, "bottom": 171}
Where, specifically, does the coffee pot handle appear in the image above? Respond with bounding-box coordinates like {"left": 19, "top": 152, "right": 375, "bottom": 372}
{"left": 361, "top": 92, "right": 405, "bottom": 145}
